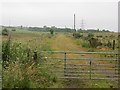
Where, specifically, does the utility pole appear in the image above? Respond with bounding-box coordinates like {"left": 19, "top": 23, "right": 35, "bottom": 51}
{"left": 74, "top": 14, "right": 76, "bottom": 32}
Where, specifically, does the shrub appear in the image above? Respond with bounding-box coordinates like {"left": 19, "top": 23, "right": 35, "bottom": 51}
{"left": 73, "top": 32, "right": 83, "bottom": 39}
{"left": 50, "top": 29, "right": 54, "bottom": 35}
{"left": 88, "top": 38, "right": 99, "bottom": 48}
{"left": 2, "top": 39, "right": 28, "bottom": 67}
{"left": 12, "top": 29, "right": 16, "bottom": 31}
{"left": 3, "top": 62, "right": 57, "bottom": 88}
{"left": 2, "top": 28, "right": 9, "bottom": 36}
{"left": 75, "top": 39, "right": 90, "bottom": 48}
{"left": 2, "top": 38, "right": 11, "bottom": 68}
{"left": 96, "top": 35, "right": 102, "bottom": 38}
{"left": 87, "top": 33, "right": 94, "bottom": 39}
{"left": 2, "top": 40, "right": 57, "bottom": 88}
{"left": 106, "top": 41, "right": 112, "bottom": 48}
{"left": 82, "top": 41, "right": 90, "bottom": 48}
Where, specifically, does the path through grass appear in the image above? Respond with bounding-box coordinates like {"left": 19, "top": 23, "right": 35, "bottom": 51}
{"left": 49, "top": 33, "right": 118, "bottom": 88}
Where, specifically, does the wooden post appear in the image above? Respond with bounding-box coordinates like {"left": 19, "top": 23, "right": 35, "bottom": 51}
{"left": 90, "top": 60, "right": 92, "bottom": 80}
{"left": 33, "top": 51, "right": 37, "bottom": 62}
{"left": 113, "top": 40, "right": 115, "bottom": 50}
{"left": 115, "top": 54, "right": 118, "bottom": 74}
{"left": 64, "top": 52, "right": 67, "bottom": 76}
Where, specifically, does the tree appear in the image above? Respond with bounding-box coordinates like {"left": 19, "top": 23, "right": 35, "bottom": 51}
{"left": 2, "top": 28, "right": 9, "bottom": 36}
{"left": 89, "top": 38, "right": 98, "bottom": 48}
{"left": 50, "top": 29, "right": 54, "bottom": 35}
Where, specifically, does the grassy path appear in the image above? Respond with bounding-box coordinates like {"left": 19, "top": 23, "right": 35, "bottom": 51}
{"left": 50, "top": 33, "right": 89, "bottom": 63}
{"left": 50, "top": 33, "right": 90, "bottom": 88}
{"left": 50, "top": 34, "right": 86, "bottom": 52}
{"left": 49, "top": 33, "right": 118, "bottom": 88}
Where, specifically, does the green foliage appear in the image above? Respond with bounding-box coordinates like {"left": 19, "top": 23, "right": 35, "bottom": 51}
{"left": 2, "top": 28, "right": 9, "bottom": 36}
{"left": 73, "top": 32, "right": 83, "bottom": 39}
{"left": 87, "top": 48, "right": 94, "bottom": 52}
{"left": 3, "top": 62, "right": 57, "bottom": 88}
{"left": 40, "top": 44, "right": 52, "bottom": 51}
{"left": 106, "top": 41, "right": 112, "bottom": 48}
{"left": 28, "top": 26, "right": 74, "bottom": 32}
{"left": 75, "top": 39, "right": 90, "bottom": 48}
{"left": 2, "top": 39, "right": 11, "bottom": 62}
{"left": 2, "top": 39, "right": 57, "bottom": 88}
{"left": 50, "top": 29, "right": 54, "bottom": 35}
{"left": 2, "top": 39, "right": 28, "bottom": 66}
{"left": 12, "top": 29, "right": 16, "bottom": 31}
{"left": 89, "top": 38, "right": 100, "bottom": 48}
{"left": 96, "top": 35, "right": 103, "bottom": 38}
{"left": 2, "top": 38, "right": 11, "bottom": 68}
{"left": 81, "top": 41, "right": 90, "bottom": 48}
{"left": 87, "top": 33, "right": 94, "bottom": 39}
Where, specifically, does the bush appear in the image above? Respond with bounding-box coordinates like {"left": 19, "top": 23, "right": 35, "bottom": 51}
{"left": 2, "top": 40, "right": 57, "bottom": 88}
{"left": 87, "top": 33, "right": 94, "bottom": 39}
{"left": 88, "top": 38, "right": 101, "bottom": 48}
{"left": 73, "top": 32, "right": 83, "bottom": 39}
{"left": 75, "top": 39, "right": 90, "bottom": 48}
{"left": 82, "top": 41, "right": 90, "bottom": 48}
{"left": 96, "top": 35, "right": 102, "bottom": 38}
{"left": 3, "top": 62, "right": 57, "bottom": 88}
{"left": 2, "top": 38, "right": 11, "bottom": 68}
{"left": 2, "top": 39, "right": 28, "bottom": 66}
{"left": 50, "top": 29, "right": 54, "bottom": 35}
{"left": 106, "top": 41, "right": 112, "bottom": 48}
{"left": 2, "top": 28, "right": 9, "bottom": 36}
{"left": 12, "top": 29, "right": 16, "bottom": 31}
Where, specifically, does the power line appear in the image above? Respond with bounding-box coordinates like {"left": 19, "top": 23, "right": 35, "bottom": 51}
{"left": 81, "top": 19, "right": 85, "bottom": 30}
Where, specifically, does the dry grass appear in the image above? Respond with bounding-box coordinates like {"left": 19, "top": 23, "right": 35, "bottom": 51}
{"left": 2, "top": 30, "right": 118, "bottom": 88}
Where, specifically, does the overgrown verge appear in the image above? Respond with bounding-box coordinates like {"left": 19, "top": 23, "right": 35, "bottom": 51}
{"left": 73, "top": 32, "right": 118, "bottom": 52}
{"left": 2, "top": 38, "right": 57, "bottom": 88}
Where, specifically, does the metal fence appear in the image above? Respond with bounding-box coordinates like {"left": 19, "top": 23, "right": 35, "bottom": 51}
{"left": 39, "top": 51, "right": 120, "bottom": 80}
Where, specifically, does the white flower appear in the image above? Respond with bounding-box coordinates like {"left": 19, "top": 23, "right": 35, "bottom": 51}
{"left": 44, "top": 57, "right": 47, "bottom": 59}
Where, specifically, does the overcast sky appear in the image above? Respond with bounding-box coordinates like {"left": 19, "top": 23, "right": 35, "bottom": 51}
{"left": 1, "top": 0, "right": 118, "bottom": 32}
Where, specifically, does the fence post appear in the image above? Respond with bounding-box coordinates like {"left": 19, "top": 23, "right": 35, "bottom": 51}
{"left": 90, "top": 59, "right": 92, "bottom": 80}
{"left": 112, "top": 40, "right": 115, "bottom": 50}
{"left": 115, "top": 54, "right": 118, "bottom": 74}
{"left": 33, "top": 51, "right": 37, "bottom": 62}
{"left": 64, "top": 52, "right": 67, "bottom": 76}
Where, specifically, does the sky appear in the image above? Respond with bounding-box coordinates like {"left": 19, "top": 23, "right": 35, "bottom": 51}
{"left": 1, "top": 0, "right": 119, "bottom": 32}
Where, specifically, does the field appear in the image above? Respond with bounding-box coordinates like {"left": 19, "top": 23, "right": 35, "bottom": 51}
{"left": 1, "top": 27, "right": 119, "bottom": 88}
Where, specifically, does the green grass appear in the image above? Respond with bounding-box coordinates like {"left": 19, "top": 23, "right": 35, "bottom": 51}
{"left": 3, "top": 61, "right": 57, "bottom": 88}
{"left": 0, "top": 63, "right": 2, "bottom": 89}
{"left": 2, "top": 30, "right": 119, "bottom": 88}
{"left": 90, "top": 80, "right": 118, "bottom": 88}
{"left": 0, "top": 63, "right": 2, "bottom": 75}
{"left": 75, "top": 39, "right": 90, "bottom": 48}
{"left": 2, "top": 31, "right": 57, "bottom": 88}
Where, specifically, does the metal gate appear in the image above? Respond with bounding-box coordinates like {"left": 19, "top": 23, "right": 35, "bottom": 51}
{"left": 39, "top": 51, "right": 119, "bottom": 80}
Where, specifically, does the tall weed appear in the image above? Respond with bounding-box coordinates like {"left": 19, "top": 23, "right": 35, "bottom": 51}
{"left": 2, "top": 39, "right": 57, "bottom": 88}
